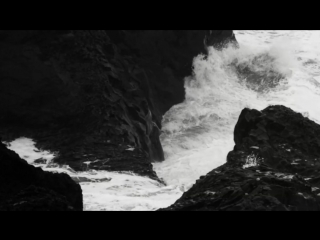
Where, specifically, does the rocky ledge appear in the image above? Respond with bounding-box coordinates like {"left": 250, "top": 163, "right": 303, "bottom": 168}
{"left": 0, "top": 140, "right": 82, "bottom": 211}
{"left": 160, "top": 105, "right": 320, "bottom": 211}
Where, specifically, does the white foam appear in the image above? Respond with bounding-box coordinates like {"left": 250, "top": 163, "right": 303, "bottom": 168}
{"left": 39, "top": 166, "right": 183, "bottom": 211}
{"left": 2, "top": 137, "right": 183, "bottom": 211}
{"left": 155, "top": 30, "right": 320, "bottom": 190}
{"left": 4, "top": 137, "right": 56, "bottom": 164}
{"left": 4, "top": 31, "right": 320, "bottom": 211}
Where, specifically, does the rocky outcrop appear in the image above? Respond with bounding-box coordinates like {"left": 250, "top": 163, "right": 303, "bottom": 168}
{"left": 204, "top": 30, "right": 238, "bottom": 50}
{"left": 160, "top": 105, "right": 320, "bottom": 211}
{"left": 0, "top": 30, "right": 237, "bottom": 180}
{"left": 0, "top": 140, "right": 82, "bottom": 211}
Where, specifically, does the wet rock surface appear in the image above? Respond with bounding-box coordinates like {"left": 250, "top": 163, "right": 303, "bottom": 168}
{"left": 0, "top": 30, "right": 235, "bottom": 180}
{"left": 204, "top": 30, "right": 238, "bottom": 50}
{"left": 160, "top": 105, "right": 320, "bottom": 211}
{"left": 0, "top": 140, "right": 83, "bottom": 211}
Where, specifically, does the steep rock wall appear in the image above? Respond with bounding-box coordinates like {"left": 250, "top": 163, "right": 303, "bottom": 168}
{"left": 0, "top": 30, "right": 236, "bottom": 179}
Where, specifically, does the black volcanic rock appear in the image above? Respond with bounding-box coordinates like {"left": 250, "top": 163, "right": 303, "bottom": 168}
{"left": 204, "top": 30, "right": 238, "bottom": 50}
{"left": 160, "top": 105, "right": 320, "bottom": 211}
{"left": 232, "top": 105, "right": 320, "bottom": 177}
{"left": 0, "top": 30, "right": 237, "bottom": 179}
{"left": 0, "top": 140, "right": 82, "bottom": 211}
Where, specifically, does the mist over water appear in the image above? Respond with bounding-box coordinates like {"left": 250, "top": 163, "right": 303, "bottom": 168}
{"left": 6, "top": 31, "right": 320, "bottom": 210}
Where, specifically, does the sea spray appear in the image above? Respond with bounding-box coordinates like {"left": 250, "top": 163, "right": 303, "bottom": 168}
{"left": 4, "top": 31, "right": 320, "bottom": 210}
{"left": 154, "top": 30, "right": 320, "bottom": 189}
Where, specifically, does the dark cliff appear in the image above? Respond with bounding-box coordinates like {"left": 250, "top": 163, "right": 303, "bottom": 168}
{"left": 0, "top": 30, "right": 236, "bottom": 180}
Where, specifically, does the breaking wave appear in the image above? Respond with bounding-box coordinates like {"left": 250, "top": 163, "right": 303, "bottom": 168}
{"left": 6, "top": 31, "right": 320, "bottom": 210}
{"left": 154, "top": 30, "right": 320, "bottom": 190}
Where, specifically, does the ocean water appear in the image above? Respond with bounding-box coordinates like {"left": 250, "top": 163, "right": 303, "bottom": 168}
{"left": 154, "top": 30, "right": 320, "bottom": 189}
{"left": 5, "top": 31, "right": 320, "bottom": 210}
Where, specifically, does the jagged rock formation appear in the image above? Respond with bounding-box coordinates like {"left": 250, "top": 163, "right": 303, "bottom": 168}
{"left": 0, "top": 140, "right": 82, "bottom": 211}
{"left": 0, "top": 30, "right": 237, "bottom": 180}
{"left": 160, "top": 105, "right": 320, "bottom": 211}
{"left": 204, "top": 30, "right": 238, "bottom": 50}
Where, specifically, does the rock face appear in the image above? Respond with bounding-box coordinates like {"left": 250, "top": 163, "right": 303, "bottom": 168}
{"left": 160, "top": 105, "right": 320, "bottom": 211}
{"left": 0, "top": 30, "right": 236, "bottom": 180}
{"left": 204, "top": 30, "right": 238, "bottom": 50}
{"left": 0, "top": 140, "right": 83, "bottom": 211}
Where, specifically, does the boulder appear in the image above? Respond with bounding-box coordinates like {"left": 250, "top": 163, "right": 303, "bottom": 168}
{"left": 0, "top": 140, "right": 83, "bottom": 211}
{"left": 160, "top": 105, "right": 320, "bottom": 211}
